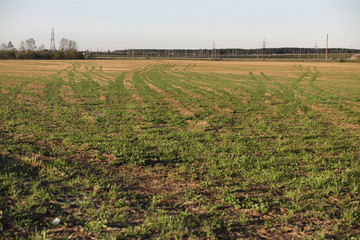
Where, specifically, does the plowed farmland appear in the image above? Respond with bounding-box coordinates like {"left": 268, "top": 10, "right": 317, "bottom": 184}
{"left": 1, "top": 60, "right": 360, "bottom": 239}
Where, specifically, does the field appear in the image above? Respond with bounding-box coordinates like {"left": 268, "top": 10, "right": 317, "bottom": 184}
{"left": 0, "top": 59, "right": 360, "bottom": 239}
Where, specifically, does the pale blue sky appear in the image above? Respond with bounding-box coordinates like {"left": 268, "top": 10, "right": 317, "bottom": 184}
{"left": 0, "top": 0, "right": 359, "bottom": 50}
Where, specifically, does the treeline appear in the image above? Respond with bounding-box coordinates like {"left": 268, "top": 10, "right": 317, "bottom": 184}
{"left": 0, "top": 49, "right": 84, "bottom": 60}
{"left": 0, "top": 37, "right": 84, "bottom": 59}
{"left": 110, "top": 47, "right": 359, "bottom": 59}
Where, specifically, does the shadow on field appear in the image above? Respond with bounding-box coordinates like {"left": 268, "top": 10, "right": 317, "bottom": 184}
{"left": 0, "top": 153, "right": 40, "bottom": 177}
{"left": 0, "top": 153, "right": 42, "bottom": 235}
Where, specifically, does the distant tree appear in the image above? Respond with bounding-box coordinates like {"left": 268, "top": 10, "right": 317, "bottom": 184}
{"left": 84, "top": 50, "right": 96, "bottom": 59}
{"left": 19, "top": 41, "right": 26, "bottom": 51}
{"left": 36, "top": 49, "right": 52, "bottom": 59}
{"left": 0, "top": 43, "right": 7, "bottom": 50}
{"left": 69, "top": 40, "right": 78, "bottom": 50}
{"left": 25, "top": 38, "right": 36, "bottom": 50}
{"left": 54, "top": 50, "right": 65, "bottom": 59}
{"left": 59, "top": 38, "right": 78, "bottom": 51}
{"left": 38, "top": 44, "right": 45, "bottom": 50}
{"left": 59, "top": 38, "right": 69, "bottom": 51}
{"left": 7, "top": 41, "right": 14, "bottom": 50}
{"left": 5, "top": 50, "right": 16, "bottom": 59}
{"left": 20, "top": 50, "right": 36, "bottom": 59}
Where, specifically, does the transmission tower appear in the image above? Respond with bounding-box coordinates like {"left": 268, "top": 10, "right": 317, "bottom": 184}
{"left": 50, "top": 28, "right": 56, "bottom": 50}
{"left": 262, "top": 38, "right": 266, "bottom": 59}
{"left": 326, "top": 34, "right": 328, "bottom": 61}
{"left": 212, "top": 39, "right": 216, "bottom": 59}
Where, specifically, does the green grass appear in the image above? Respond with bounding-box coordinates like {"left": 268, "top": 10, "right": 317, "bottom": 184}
{"left": 0, "top": 60, "right": 360, "bottom": 239}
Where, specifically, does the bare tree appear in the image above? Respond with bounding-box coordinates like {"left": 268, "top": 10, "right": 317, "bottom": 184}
{"left": 59, "top": 38, "right": 69, "bottom": 51}
{"left": 38, "top": 44, "right": 46, "bottom": 50}
{"left": 69, "top": 40, "right": 78, "bottom": 50}
{"left": 59, "top": 38, "right": 78, "bottom": 51}
{"left": 0, "top": 43, "right": 6, "bottom": 50}
{"left": 25, "top": 38, "right": 36, "bottom": 50}
{"left": 19, "top": 41, "right": 26, "bottom": 51}
{"left": 7, "top": 41, "right": 14, "bottom": 50}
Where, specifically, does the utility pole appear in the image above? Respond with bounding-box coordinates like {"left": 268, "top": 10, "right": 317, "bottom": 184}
{"left": 50, "top": 28, "right": 56, "bottom": 50}
{"left": 326, "top": 34, "right": 328, "bottom": 61}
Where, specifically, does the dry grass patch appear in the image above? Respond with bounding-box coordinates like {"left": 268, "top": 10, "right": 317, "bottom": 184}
{"left": 131, "top": 94, "right": 143, "bottom": 101}
{"left": 60, "top": 85, "right": 77, "bottom": 104}
{"left": 99, "top": 89, "right": 106, "bottom": 102}
{"left": 123, "top": 71, "right": 135, "bottom": 89}
{"left": 186, "top": 120, "right": 211, "bottom": 131}
{"left": 0, "top": 60, "right": 70, "bottom": 76}
{"left": 143, "top": 80, "right": 164, "bottom": 94}
{"left": 1, "top": 88, "right": 10, "bottom": 94}
{"left": 16, "top": 94, "right": 41, "bottom": 104}
{"left": 311, "top": 104, "right": 359, "bottom": 134}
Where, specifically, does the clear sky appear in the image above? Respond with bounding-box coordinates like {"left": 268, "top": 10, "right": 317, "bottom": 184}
{"left": 0, "top": 0, "right": 359, "bottom": 50}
